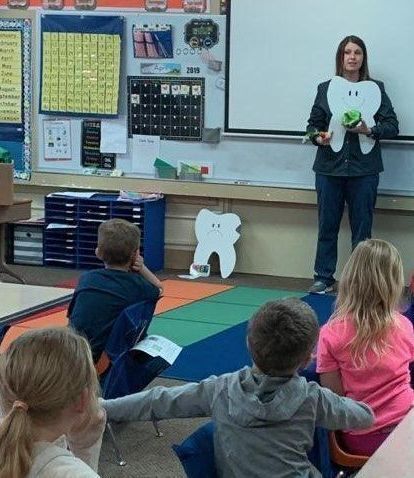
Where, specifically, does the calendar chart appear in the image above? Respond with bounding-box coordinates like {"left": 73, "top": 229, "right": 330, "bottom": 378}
{"left": 128, "top": 76, "right": 205, "bottom": 141}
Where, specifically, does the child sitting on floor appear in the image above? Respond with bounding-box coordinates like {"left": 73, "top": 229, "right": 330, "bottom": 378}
{"left": 69, "top": 218, "right": 163, "bottom": 362}
{"left": 103, "top": 298, "right": 374, "bottom": 477}
{"left": 317, "top": 239, "right": 414, "bottom": 456}
{"left": 0, "top": 327, "right": 105, "bottom": 478}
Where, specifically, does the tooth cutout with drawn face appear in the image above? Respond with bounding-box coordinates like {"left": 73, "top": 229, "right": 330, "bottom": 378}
{"left": 327, "top": 76, "right": 381, "bottom": 154}
{"left": 193, "top": 208, "right": 241, "bottom": 279}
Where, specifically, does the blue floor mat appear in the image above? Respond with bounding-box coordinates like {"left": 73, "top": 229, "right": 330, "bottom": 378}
{"left": 162, "top": 321, "right": 251, "bottom": 381}
{"left": 302, "top": 293, "right": 336, "bottom": 327}
{"left": 162, "top": 294, "right": 336, "bottom": 381}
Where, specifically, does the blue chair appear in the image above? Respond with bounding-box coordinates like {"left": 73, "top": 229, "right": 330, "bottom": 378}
{"left": 173, "top": 421, "right": 334, "bottom": 478}
{"left": 172, "top": 422, "right": 217, "bottom": 478}
{"left": 404, "top": 303, "right": 414, "bottom": 326}
{"left": 103, "top": 299, "right": 157, "bottom": 363}
{"left": 403, "top": 305, "right": 414, "bottom": 386}
{"left": 100, "top": 299, "right": 169, "bottom": 399}
{"left": 0, "top": 324, "right": 10, "bottom": 345}
{"left": 172, "top": 359, "right": 335, "bottom": 478}
{"left": 98, "top": 300, "right": 170, "bottom": 465}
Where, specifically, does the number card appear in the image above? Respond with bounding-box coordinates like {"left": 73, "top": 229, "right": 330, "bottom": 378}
{"left": 40, "top": 15, "right": 123, "bottom": 117}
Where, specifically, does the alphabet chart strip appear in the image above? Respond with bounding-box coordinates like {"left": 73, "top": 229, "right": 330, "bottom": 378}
{"left": 0, "top": 30, "right": 22, "bottom": 123}
{"left": 0, "top": 18, "right": 32, "bottom": 179}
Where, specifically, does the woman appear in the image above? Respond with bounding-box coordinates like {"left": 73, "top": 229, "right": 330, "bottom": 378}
{"left": 307, "top": 35, "right": 399, "bottom": 294}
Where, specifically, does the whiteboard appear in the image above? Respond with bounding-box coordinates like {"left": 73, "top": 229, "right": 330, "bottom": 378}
{"left": 225, "top": 0, "right": 414, "bottom": 138}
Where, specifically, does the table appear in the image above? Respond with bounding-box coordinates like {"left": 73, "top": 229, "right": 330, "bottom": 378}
{"left": 0, "top": 199, "right": 31, "bottom": 283}
{"left": 355, "top": 409, "right": 414, "bottom": 478}
{"left": 0, "top": 283, "right": 73, "bottom": 326}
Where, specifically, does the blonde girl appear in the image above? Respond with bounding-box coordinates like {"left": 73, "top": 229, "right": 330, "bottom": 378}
{"left": 0, "top": 327, "right": 105, "bottom": 478}
{"left": 317, "top": 239, "right": 414, "bottom": 456}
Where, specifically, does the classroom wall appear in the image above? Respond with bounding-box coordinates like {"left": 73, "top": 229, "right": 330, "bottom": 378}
{"left": 7, "top": 0, "right": 414, "bottom": 282}
{"left": 15, "top": 182, "right": 414, "bottom": 282}
{"left": 0, "top": 1, "right": 184, "bottom": 8}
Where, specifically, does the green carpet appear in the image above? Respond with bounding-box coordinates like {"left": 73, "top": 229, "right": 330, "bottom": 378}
{"left": 148, "top": 317, "right": 229, "bottom": 347}
{"left": 205, "top": 286, "right": 304, "bottom": 306}
{"left": 150, "top": 287, "right": 305, "bottom": 346}
{"left": 156, "top": 301, "right": 258, "bottom": 326}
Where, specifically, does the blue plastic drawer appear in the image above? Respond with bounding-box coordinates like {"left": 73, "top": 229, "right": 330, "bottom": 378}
{"left": 44, "top": 194, "right": 165, "bottom": 271}
{"left": 44, "top": 250, "right": 77, "bottom": 261}
{"left": 79, "top": 200, "right": 110, "bottom": 213}
{"left": 44, "top": 230, "right": 77, "bottom": 241}
{"left": 78, "top": 246, "right": 97, "bottom": 256}
{"left": 77, "top": 233, "right": 97, "bottom": 242}
{"left": 78, "top": 217, "right": 104, "bottom": 231}
{"left": 45, "top": 244, "right": 76, "bottom": 254}
{"left": 44, "top": 258, "right": 77, "bottom": 268}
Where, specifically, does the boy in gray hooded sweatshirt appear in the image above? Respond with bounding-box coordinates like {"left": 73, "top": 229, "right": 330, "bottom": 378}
{"left": 103, "top": 298, "right": 374, "bottom": 477}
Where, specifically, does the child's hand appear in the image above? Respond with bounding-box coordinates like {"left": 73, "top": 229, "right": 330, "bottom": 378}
{"left": 68, "top": 403, "right": 106, "bottom": 449}
{"left": 131, "top": 253, "right": 144, "bottom": 273}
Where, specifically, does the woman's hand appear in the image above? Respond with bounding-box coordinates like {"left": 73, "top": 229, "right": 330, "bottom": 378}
{"left": 316, "top": 131, "right": 332, "bottom": 146}
{"left": 345, "top": 120, "right": 372, "bottom": 135}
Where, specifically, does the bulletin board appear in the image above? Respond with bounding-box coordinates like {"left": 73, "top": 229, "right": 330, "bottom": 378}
{"left": 37, "top": 11, "right": 226, "bottom": 179}
{"left": 0, "top": 17, "right": 31, "bottom": 179}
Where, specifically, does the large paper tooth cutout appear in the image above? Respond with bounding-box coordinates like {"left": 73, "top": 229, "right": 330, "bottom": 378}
{"left": 327, "top": 76, "right": 381, "bottom": 154}
{"left": 193, "top": 208, "right": 241, "bottom": 279}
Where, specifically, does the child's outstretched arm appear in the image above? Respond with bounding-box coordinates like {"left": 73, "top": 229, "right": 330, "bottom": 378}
{"left": 103, "top": 378, "right": 218, "bottom": 422}
{"left": 315, "top": 385, "right": 374, "bottom": 431}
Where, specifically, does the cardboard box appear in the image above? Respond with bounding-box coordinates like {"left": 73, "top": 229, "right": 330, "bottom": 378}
{"left": 0, "top": 163, "right": 14, "bottom": 206}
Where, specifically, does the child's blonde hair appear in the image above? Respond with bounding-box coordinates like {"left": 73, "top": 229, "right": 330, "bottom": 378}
{"left": 0, "top": 327, "right": 99, "bottom": 478}
{"left": 332, "top": 239, "right": 404, "bottom": 367}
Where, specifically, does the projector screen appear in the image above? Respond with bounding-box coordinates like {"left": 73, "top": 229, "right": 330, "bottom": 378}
{"left": 225, "top": 0, "right": 414, "bottom": 139}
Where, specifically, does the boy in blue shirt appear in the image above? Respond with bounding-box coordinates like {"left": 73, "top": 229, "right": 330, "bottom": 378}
{"left": 68, "top": 218, "right": 162, "bottom": 362}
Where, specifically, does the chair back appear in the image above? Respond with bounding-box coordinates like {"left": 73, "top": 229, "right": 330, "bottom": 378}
{"left": 99, "top": 298, "right": 169, "bottom": 400}
{"left": 172, "top": 421, "right": 218, "bottom": 478}
{"left": 105, "top": 299, "right": 157, "bottom": 362}
{"left": 96, "top": 299, "right": 157, "bottom": 376}
{"left": 0, "top": 324, "right": 10, "bottom": 346}
{"left": 329, "top": 431, "right": 369, "bottom": 468}
{"left": 173, "top": 423, "right": 336, "bottom": 478}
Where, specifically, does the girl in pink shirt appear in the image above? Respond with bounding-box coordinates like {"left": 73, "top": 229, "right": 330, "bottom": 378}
{"left": 317, "top": 239, "right": 414, "bottom": 455}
